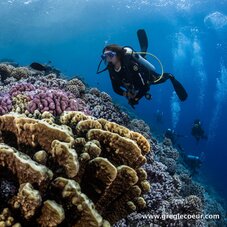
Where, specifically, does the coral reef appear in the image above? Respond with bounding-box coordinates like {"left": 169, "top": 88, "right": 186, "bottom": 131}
{"left": 0, "top": 64, "right": 30, "bottom": 83}
{"left": 84, "top": 88, "right": 130, "bottom": 125}
{"left": 114, "top": 139, "right": 226, "bottom": 227}
{"left": 0, "top": 63, "right": 226, "bottom": 227}
{"left": 127, "top": 118, "right": 152, "bottom": 140}
{"left": 0, "top": 112, "right": 150, "bottom": 226}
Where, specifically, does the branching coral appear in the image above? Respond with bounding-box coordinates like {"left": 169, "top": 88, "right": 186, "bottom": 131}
{"left": 0, "top": 112, "right": 150, "bottom": 226}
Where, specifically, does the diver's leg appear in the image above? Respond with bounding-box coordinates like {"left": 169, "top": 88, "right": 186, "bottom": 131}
{"left": 151, "top": 72, "right": 188, "bottom": 101}
{"left": 152, "top": 72, "right": 173, "bottom": 84}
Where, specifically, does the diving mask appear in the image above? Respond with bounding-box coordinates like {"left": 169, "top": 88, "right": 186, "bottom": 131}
{"left": 101, "top": 51, "right": 117, "bottom": 60}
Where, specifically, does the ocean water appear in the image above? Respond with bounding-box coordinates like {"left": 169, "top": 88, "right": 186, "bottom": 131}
{"left": 0, "top": 0, "right": 227, "bottom": 206}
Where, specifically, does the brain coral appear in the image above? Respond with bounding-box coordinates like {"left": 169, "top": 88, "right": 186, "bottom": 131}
{"left": 0, "top": 111, "right": 151, "bottom": 226}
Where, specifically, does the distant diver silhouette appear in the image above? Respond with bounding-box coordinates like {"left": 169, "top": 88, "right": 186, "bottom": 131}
{"left": 191, "top": 119, "right": 208, "bottom": 142}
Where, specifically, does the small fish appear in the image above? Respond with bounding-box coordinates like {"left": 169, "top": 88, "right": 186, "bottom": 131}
{"left": 30, "top": 62, "right": 61, "bottom": 77}
{"left": 30, "top": 62, "right": 47, "bottom": 71}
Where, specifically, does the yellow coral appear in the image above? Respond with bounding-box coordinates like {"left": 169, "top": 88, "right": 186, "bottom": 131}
{"left": 0, "top": 114, "right": 74, "bottom": 150}
{"left": 60, "top": 111, "right": 91, "bottom": 125}
{"left": 12, "top": 94, "right": 30, "bottom": 114}
{"left": 51, "top": 140, "right": 79, "bottom": 178}
{"left": 87, "top": 129, "right": 145, "bottom": 168}
{"left": 52, "top": 177, "right": 110, "bottom": 227}
{"left": 0, "top": 208, "right": 21, "bottom": 227}
{"left": 11, "top": 183, "right": 42, "bottom": 219}
{"left": 0, "top": 144, "right": 53, "bottom": 192}
{"left": 0, "top": 112, "right": 151, "bottom": 225}
{"left": 37, "top": 200, "right": 65, "bottom": 227}
{"left": 98, "top": 119, "right": 150, "bottom": 154}
{"left": 76, "top": 119, "right": 102, "bottom": 134}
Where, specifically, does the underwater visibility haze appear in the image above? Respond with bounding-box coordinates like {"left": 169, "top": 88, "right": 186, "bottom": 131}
{"left": 0, "top": 0, "right": 227, "bottom": 225}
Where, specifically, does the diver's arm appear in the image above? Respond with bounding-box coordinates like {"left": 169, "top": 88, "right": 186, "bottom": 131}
{"left": 111, "top": 79, "right": 126, "bottom": 96}
{"left": 108, "top": 69, "right": 126, "bottom": 96}
{"left": 131, "top": 67, "right": 150, "bottom": 100}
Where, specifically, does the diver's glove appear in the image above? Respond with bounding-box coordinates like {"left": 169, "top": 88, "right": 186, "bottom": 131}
{"left": 123, "top": 91, "right": 137, "bottom": 99}
{"left": 128, "top": 98, "right": 139, "bottom": 109}
{"left": 145, "top": 92, "right": 152, "bottom": 100}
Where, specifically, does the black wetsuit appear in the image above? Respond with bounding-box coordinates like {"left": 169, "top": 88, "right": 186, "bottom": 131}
{"left": 191, "top": 125, "right": 206, "bottom": 142}
{"left": 107, "top": 54, "right": 170, "bottom": 103}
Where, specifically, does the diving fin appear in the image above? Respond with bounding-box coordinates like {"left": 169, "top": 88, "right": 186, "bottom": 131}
{"left": 137, "top": 29, "right": 148, "bottom": 58}
{"left": 170, "top": 77, "right": 188, "bottom": 101}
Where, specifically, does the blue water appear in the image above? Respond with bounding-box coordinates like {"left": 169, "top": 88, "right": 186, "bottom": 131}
{"left": 1, "top": 0, "right": 227, "bottom": 202}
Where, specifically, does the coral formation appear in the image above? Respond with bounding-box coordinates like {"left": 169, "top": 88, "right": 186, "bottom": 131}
{"left": 84, "top": 88, "right": 130, "bottom": 125}
{"left": 65, "top": 78, "right": 86, "bottom": 98}
{"left": 0, "top": 64, "right": 14, "bottom": 82}
{"left": 127, "top": 118, "right": 152, "bottom": 140}
{"left": 12, "top": 94, "right": 30, "bottom": 114}
{"left": 114, "top": 139, "right": 226, "bottom": 227}
{"left": 37, "top": 200, "right": 65, "bottom": 227}
{"left": 0, "top": 112, "right": 150, "bottom": 226}
{"left": 0, "top": 94, "right": 12, "bottom": 115}
{"left": 0, "top": 63, "right": 226, "bottom": 227}
{"left": 27, "top": 89, "right": 79, "bottom": 115}
{"left": 0, "top": 208, "right": 21, "bottom": 227}
{"left": 0, "top": 82, "right": 89, "bottom": 117}
{"left": 11, "top": 183, "right": 42, "bottom": 219}
{"left": 0, "top": 143, "right": 53, "bottom": 192}
{"left": 0, "top": 64, "right": 30, "bottom": 83}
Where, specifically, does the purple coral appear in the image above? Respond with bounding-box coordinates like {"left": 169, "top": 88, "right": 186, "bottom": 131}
{"left": 9, "top": 83, "right": 35, "bottom": 97}
{"left": 5, "top": 82, "right": 89, "bottom": 116}
{"left": 27, "top": 90, "right": 79, "bottom": 115}
{"left": 0, "top": 94, "right": 12, "bottom": 115}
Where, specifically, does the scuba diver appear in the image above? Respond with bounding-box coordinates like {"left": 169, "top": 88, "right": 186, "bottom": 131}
{"left": 184, "top": 155, "right": 202, "bottom": 176}
{"left": 191, "top": 119, "right": 208, "bottom": 142}
{"left": 96, "top": 29, "right": 188, "bottom": 108}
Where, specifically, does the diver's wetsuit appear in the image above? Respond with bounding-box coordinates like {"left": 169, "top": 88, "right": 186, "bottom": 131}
{"left": 191, "top": 126, "right": 205, "bottom": 142}
{"left": 107, "top": 54, "right": 170, "bottom": 102}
